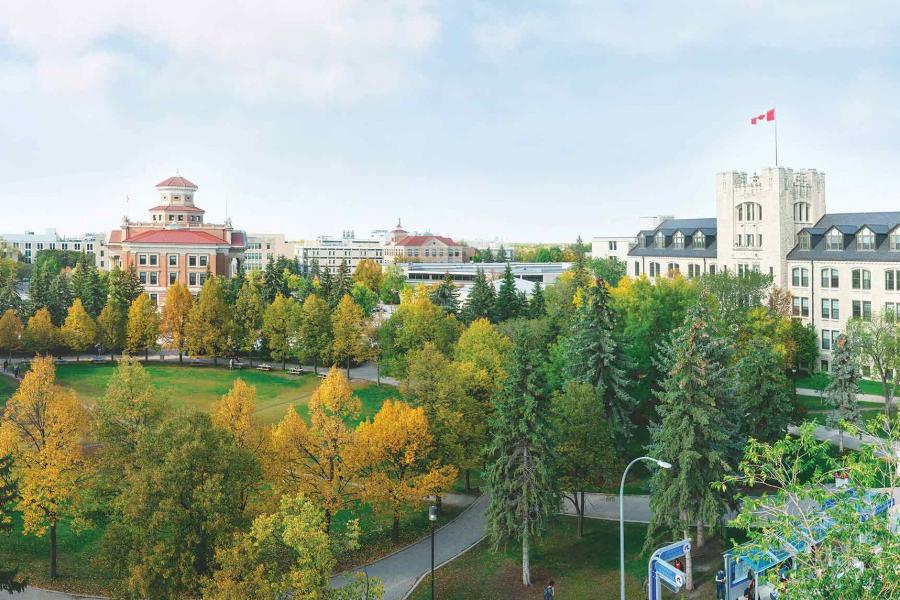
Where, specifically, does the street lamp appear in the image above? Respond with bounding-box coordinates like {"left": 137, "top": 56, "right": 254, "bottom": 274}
{"left": 429, "top": 504, "right": 438, "bottom": 599}
{"left": 620, "top": 456, "right": 671, "bottom": 600}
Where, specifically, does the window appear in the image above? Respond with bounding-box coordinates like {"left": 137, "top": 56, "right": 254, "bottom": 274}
{"left": 189, "top": 255, "right": 197, "bottom": 267}
{"left": 169, "top": 215, "right": 175, "bottom": 221}
{"left": 886, "top": 270, "right": 900, "bottom": 290}
{"left": 608, "top": 241, "right": 617, "bottom": 251}
{"left": 738, "top": 264, "right": 751, "bottom": 277}
{"left": 792, "top": 297, "right": 809, "bottom": 317}
{"left": 886, "top": 303, "right": 900, "bottom": 319}
{"left": 672, "top": 232, "right": 685, "bottom": 249}
{"left": 694, "top": 232, "right": 705, "bottom": 248}
{"left": 821, "top": 268, "right": 839, "bottom": 288}
{"left": 891, "top": 232, "right": 900, "bottom": 251}
{"left": 821, "top": 330, "right": 839, "bottom": 351}
{"left": 736, "top": 202, "right": 763, "bottom": 222}
{"left": 821, "top": 360, "right": 830, "bottom": 371}
{"left": 149, "top": 293, "right": 158, "bottom": 305}
{"left": 709, "top": 264, "right": 716, "bottom": 275}
{"left": 636, "top": 235, "right": 645, "bottom": 249}
{"left": 688, "top": 264, "right": 701, "bottom": 278}
{"left": 853, "top": 300, "right": 872, "bottom": 320}
{"left": 199, "top": 255, "right": 208, "bottom": 267}
{"left": 667, "top": 263, "right": 679, "bottom": 276}
{"left": 655, "top": 232, "right": 665, "bottom": 248}
{"left": 199, "top": 273, "right": 208, "bottom": 285}
{"left": 169, "top": 254, "right": 178, "bottom": 267}
{"left": 852, "top": 269, "right": 871, "bottom": 290}
{"left": 149, "top": 272, "right": 158, "bottom": 286}
{"left": 139, "top": 271, "right": 147, "bottom": 284}
{"left": 821, "top": 298, "right": 839, "bottom": 320}
{"left": 825, "top": 230, "right": 843, "bottom": 250}
{"left": 189, "top": 272, "right": 197, "bottom": 286}
{"left": 791, "top": 267, "right": 809, "bottom": 287}
{"left": 169, "top": 272, "right": 177, "bottom": 285}
{"left": 857, "top": 228, "right": 876, "bottom": 250}
{"left": 138, "top": 254, "right": 147, "bottom": 266}
{"left": 149, "top": 254, "right": 158, "bottom": 266}
{"left": 178, "top": 214, "right": 184, "bottom": 221}
{"left": 634, "top": 261, "right": 640, "bottom": 276}
{"left": 793, "top": 202, "right": 811, "bottom": 222}
{"left": 649, "top": 262, "right": 661, "bottom": 277}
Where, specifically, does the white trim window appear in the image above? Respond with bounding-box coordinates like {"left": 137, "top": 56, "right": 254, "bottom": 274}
{"left": 856, "top": 228, "right": 876, "bottom": 250}
{"left": 825, "top": 230, "right": 843, "bottom": 250}
{"left": 852, "top": 268, "right": 871, "bottom": 290}
{"left": 792, "top": 297, "right": 809, "bottom": 317}
{"left": 821, "top": 268, "right": 839, "bottom": 289}
{"left": 672, "top": 232, "right": 685, "bottom": 249}
{"left": 821, "top": 298, "right": 839, "bottom": 320}
{"left": 791, "top": 267, "right": 809, "bottom": 287}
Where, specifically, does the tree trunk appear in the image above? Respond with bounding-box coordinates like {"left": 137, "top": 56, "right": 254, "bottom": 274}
{"left": 683, "top": 526, "right": 693, "bottom": 591}
{"left": 392, "top": 511, "right": 400, "bottom": 543}
{"left": 696, "top": 518, "right": 705, "bottom": 547}
{"left": 324, "top": 509, "right": 332, "bottom": 534}
{"left": 213, "top": 356, "right": 218, "bottom": 366}
{"left": 376, "top": 360, "right": 381, "bottom": 385}
{"left": 249, "top": 354, "right": 253, "bottom": 367}
{"left": 577, "top": 491, "right": 585, "bottom": 539}
{"left": 313, "top": 356, "right": 318, "bottom": 375}
{"left": 49, "top": 522, "right": 57, "bottom": 579}
{"left": 179, "top": 350, "right": 183, "bottom": 364}
{"left": 522, "top": 530, "right": 531, "bottom": 587}
{"left": 282, "top": 357, "right": 286, "bottom": 370}
{"left": 883, "top": 374, "right": 891, "bottom": 417}
{"left": 346, "top": 356, "right": 351, "bottom": 379}
{"left": 465, "top": 469, "right": 471, "bottom": 493}
{"left": 75, "top": 353, "right": 79, "bottom": 361}
{"left": 144, "top": 348, "right": 148, "bottom": 361}
{"left": 839, "top": 428, "right": 845, "bottom": 453}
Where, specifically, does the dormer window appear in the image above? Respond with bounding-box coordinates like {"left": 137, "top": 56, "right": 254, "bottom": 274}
{"left": 672, "top": 232, "right": 685, "bottom": 249}
{"left": 857, "top": 228, "right": 876, "bottom": 250}
{"left": 694, "top": 232, "right": 705, "bottom": 248}
{"left": 635, "top": 235, "right": 644, "bottom": 248}
{"left": 654, "top": 232, "right": 665, "bottom": 248}
{"left": 825, "top": 230, "right": 843, "bottom": 250}
{"left": 798, "top": 232, "right": 811, "bottom": 250}
{"left": 892, "top": 230, "right": 900, "bottom": 251}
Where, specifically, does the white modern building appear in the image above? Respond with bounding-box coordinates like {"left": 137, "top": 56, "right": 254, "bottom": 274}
{"left": 298, "top": 230, "right": 384, "bottom": 275}
{"left": 0, "top": 228, "right": 108, "bottom": 268}
{"left": 245, "top": 233, "right": 297, "bottom": 271}
{"left": 403, "top": 262, "right": 568, "bottom": 303}
{"left": 591, "top": 236, "right": 633, "bottom": 263}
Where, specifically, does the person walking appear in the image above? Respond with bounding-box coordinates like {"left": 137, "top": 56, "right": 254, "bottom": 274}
{"left": 543, "top": 580, "right": 555, "bottom": 600}
{"left": 715, "top": 569, "right": 726, "bottom": 600}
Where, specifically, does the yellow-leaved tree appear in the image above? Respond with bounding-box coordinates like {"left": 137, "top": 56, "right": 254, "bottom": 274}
{"left": 22, "top": 307, "right": 57, "bottom": 355}
{"left": 268, "top": 367, "right": 360, "bottom": 531}
{"left": 0, "top": 309, "right": 23, "bottom": 359}
{"left": 61, "top": 298, "right": 97, "bottom": 360}
{"left": 211, "top": 379, "right": 262, "bottom": 511}
{"left": 160, "top": 282, "right": 193, "bottom": 363}
{"left": 331, "top": 294, "right": 368, "bottom": 378}
{"left": 353, "top": 400, "right": 457, "bottom": 541}
{"left": 125, "top": 293, "right": 160, "bottom": 360}
{"left": 0, "top": 356, "right": 87, "bottom": 579}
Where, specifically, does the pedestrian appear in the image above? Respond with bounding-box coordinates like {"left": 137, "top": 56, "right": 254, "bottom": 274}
{"left": 715, "top": 569, "right": 726, "bottom": 600}
{"left": 543, "top": 580, "right": 555, "bottom": 600}
{"left": 2, "top": 359, "right": 6, "bottom": 372}
{"left": 674, "top": 558, "right": 683, "bottom": 573}
{"left": 13, "top": 364, "right": 19, "bottom": 379}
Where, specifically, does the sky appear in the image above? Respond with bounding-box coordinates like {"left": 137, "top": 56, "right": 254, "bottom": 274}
{"left": 2, "top": 1, "right": 900, "bottom": 243}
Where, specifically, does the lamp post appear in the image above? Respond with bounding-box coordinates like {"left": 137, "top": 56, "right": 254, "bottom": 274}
{"left": 791, "top": 367, "right": 798, "bottom": 403}
{"left": 620, "top": 456, "right": 671, "bottom": 600}
{"left": 429, "top": 504, "right": 438, "bottom": 599}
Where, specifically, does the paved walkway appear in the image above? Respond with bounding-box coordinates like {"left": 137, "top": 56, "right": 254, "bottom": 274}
{"left": 797, "top": 386, "right": 887, "bottom": 404}
{"left": 560, "top": 493, "right": 653, "bottom": 523}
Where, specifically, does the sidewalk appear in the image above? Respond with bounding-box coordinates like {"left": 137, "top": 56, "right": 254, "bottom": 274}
{"left": 797, "top": 386, "right": 886, "bottom": 404}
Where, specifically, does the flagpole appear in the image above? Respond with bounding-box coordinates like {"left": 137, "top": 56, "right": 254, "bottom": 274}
{"left": 774, "top": 106, "right": 778, "bottom": 166}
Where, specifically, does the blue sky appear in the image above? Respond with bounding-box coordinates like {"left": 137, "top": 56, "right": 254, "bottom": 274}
{"left": 2, "top": 1, "right": 900, "bottom": 243}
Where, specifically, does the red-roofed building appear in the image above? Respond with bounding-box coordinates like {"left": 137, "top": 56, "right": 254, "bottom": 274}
{"left": 106, "top": 176, "right": 247, "bottom": 305}
{"left": 383, "top": 220, "right": 474, "bottom": 263}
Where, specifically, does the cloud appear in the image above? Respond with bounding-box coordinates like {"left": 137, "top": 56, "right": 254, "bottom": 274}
{"left": 0, "top": 0, "right": 440, "bottom": 101}
{"left": 474, "top": 1, "right": 900, "bottom": 56}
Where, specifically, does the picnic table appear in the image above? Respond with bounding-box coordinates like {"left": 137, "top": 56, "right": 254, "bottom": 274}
{"left": 91, "top": 357, "right": 107, "bottom": 364}
{"left": 286, "top": 367, "right": 304, "bottom": 375}
{"left": 257, "top": 364, "right": 273, "bottom": 372}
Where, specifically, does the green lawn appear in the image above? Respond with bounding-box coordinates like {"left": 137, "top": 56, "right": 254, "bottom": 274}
{"left": 797, "top": 394, "right": 884, "bottom": 412}
{"left": 797, "top": 373, "right": 890, "bottom": 397}
{"left": 53, "top": 363, "right": 396, "bottom": 426}
{"left": 408, "top": 516, "right": 650, "bottom": 600}
{"left": 0, "top": 374, "right": 16, "bottom": 408}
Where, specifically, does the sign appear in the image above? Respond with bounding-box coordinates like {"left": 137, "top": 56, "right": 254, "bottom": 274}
{"left": 658, "top": 541, "right": 691, "bottom": 562}
{"left": 653, "top": 558, "right": 685, "bottom": 592}
{"left": 648, "top": 539, "right": 691, "bottom": 600}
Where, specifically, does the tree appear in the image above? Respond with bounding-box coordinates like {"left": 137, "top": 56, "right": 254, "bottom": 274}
{"left": 461, "top": 268, "right": 495, "bottom": 324}
{"left": 0, "top": 276, "right": 22, "bottom": 317}
{"left": 484, "top": 320, "right": 557, "bottom": 587}
{"left": 61, "top": 298, "right": 97, "bottom": 360}
{"left": 645, "top": 303, "right": 737, "bottom": 591}
{"left": 100, "top": 412, "right": 260, "bottom": 599}
{"left": 70, "top": 259, "right": 106, "bottom": 317}
{"left": 734, "top": 342, "right": 794, "bottom": 443}
{"left": 0, "top": 356, "right": 86, "bottom": 579}
{"left": 268, "top": 368, "right": 361, "bottom": 531}
{"left": 125, "top": 293, "right": 159, "bottom": 360}
{"left": 96, "top": 301, "right": 126, "bottom": 359}
{"left": 824, "top": 334, "right": 861, "bottom": 452}
{"left": 160, "top": 282, "right": 193, "bottom": 362}
{"left": 429, "top": 273, "right": 460, "bottom": 315}
{"left": 202, "top": 493, "right": 379, "bottom": 600}
{"left": 566, "top": 279, "right": 635, "bottom": 436}
{"left": 353, "top": 258, "right": 384, "bottom": 293}
{"left": 846, "top": 311, "right": 900, "bottom": 416}
{"left": 0, "top": 453, "right": 27, "bottom": 592}
{"left": 330, "top": 259, "right": 352, "bottom": 309}
{"left": 350, "top": 282, "right": 379, "bottom": 317}
{"left": 785, "top": 318, "right": 818, "bottom": 373}
{"left": 187, "top": 277, "right": 232, "bottom": 365}
{"left": 297, "top": 293, "right": 332, "bottom": 374}
{"left": 25, "top": 254, "right": 60, "bottom": 314}
{"left": 211, "top": 379, "right": 260, "bottom": 453}
{"left": 528, "top": 281, "right": 545, "bottom": 318}
{"left": 699, "top": 270, "right": 771, "bottom": 327}
{"left": 233, "top": 280, "right": 264, "bottom": 366}
{"left": 0, "top": 309, "right": 23, "bottom": 359}
{"left": 331, "top": 294, "right": 368, "bottom": 378}
{"left": 380, "top": 264, "right": 408, "bottom": 305}
{"left": 354, "top": 400, "right": 457, "bottom": 542}
{"left": 106, "top": 265, "right": 143, "bottom": 311}
{"left": 22, "top": 307, "right": 56, "bottom": 354}
{"left": 262, "top": 293, "right": 298, "bottom": 370}
{"left": 552, "top": 382, "right": 619, "bottom": 538}
{"left": 379, "top": 287, "right": 461, "bottom": 376}
{"left": 588, "top": 257, "right": 627, "bottom": 287}
{"left": 493, "top": 263, "right": 524, "bottom": 322}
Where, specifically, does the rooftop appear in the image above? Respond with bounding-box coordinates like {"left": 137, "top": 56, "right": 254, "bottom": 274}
{"left": 156, "top": 176, "right": 198, "bottom": 190}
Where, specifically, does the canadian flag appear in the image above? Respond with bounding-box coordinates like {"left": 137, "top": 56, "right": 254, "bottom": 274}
{"left": 751, "top": 108, "right": 775, "bottom": 125}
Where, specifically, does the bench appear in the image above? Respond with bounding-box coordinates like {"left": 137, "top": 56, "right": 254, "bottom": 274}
{"left": 317, "top": 372, "right": 328, "bottom": 379}
{"left": 229, "top": 362, "right": 244, "bottom": 370}
{"left": 257, "top": 364, "right": 273, "bottom": 372}
{"left": 91, "top": 357, "right": 107, "bottom": 364}
{"left": 286, "top": 367, "right": 304, "bottom": 375}
{"left": 188, "top": 360, "right": 205, "bottom": 367}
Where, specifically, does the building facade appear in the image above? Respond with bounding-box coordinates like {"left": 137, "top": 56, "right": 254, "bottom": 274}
{"left": 106, "top": 176, "right": 246, "bottom": 305}
{"left": 245, "top": 233, "right": 296, "bottom": 272}
{"left": 0, "top": 228, "right": 108, "bottom": 268}
{"left": 383, "top": 221, "right": 475, "bottom": 263}
{"left": 299, "top": 231, "right": 384, "bottom": 275}
{"left": 591, "top": 236, "right": 633, "bottom": 263}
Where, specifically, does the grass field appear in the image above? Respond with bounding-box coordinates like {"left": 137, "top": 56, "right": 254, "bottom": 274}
{"left": 408, "top": 516, "right": 650, "bottom": 600}
{"left": 797, "top": 372, "right": 891, "bottom": 397}
{"left": 0, "top": 374, "right": 15, "bottom": 408}
{"left": 53, "top": 362, "right": 396, "bottom": 425}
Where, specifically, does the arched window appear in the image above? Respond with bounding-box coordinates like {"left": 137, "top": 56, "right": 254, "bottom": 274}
{"left": 852, "top": 268, "right": 871, "bottom": 290}
{"left": 793, "top": 202, "right": 811, "bottom": 222}
{"left": 655, "top": 232, "right": 665, "bottom": 248}
{"left": 672, "top": 232, "right": 685, "bottom": 249}
{"left": 736, "top": 202, "right": 763, "bottom": 222}
{"left": 791, "top": 267, "right": 809, "bottom": 287}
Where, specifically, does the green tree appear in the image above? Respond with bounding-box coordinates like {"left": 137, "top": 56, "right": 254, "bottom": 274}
{"left": 493, "top": 263, "right": 523, "bottom": 322}
{"left": 379, "top": 264, "right": 407, "bottom": 305}
{"left": 378, "top": 287, "right": 460, "bottom": 376}
{"left": 26, "top": 254, "right": 60, "bottom": 313}
{"left": 353, "top": 258, "right": 384, "bottom": 293}
{"left": 588, "top": 257, "right": 627, "bottom": 286}
{"left": 824, "top": 334, "right": 861, "bottom": 452}
{"left": 187, "top": 277, "right": 232, "bottom": 365}
{"left": 460, "top": 268, "right": 495, "bottom": 324}
{"left": 233, "top": 280, "right": 264, "bottom": 366}
{"left": 100, "top": 412, "right": 259, "bottom": 599}
{"left": 262, "top": 293, "right": 298, "bottom": 370}
{"left": 429, "top": 273, "right": 460, "bottom": 315}
{"left": 96, "top": 301, "right": 126, "bottom": 359}
{"left": 528, "top": 281, "right": 545, "bottom": 318}
{"left": 645, "top": 303, "right": 737, "bottom": 591}
{"left": 566, "top": 279, "right": 635, "bottom": 436}
{"left": 699, "top": 270, "right": 772, "bottom": 327}
{"left": 107, "top": 265, "right": 143, "bottom": 311}
{"left": 0, "top": 309, "right": 23, "bottom": 359}
{"left": 552, "top": 382, "right": 619, "bottom": 539}
{"left": 61, "top": 298, "right": 97, "bottom": 360}
{"left": 125, "top": 293, "right": 159, "bottom": 360}
{"left": 297, "top": 293, "right": 332, "bottom": 374}
{"left": 331, "top": 294, "right": 368, "bottom": 378}
{"left": 735, "top": 341, "right": 794, "bottom": 443}
{"left": 0, "top": 453, "right": 26, "bottom": 592}
{"left": 70, "top": 259, "right": 106, "bottom": 317}
{"left": 46, "top": 271, "right": 72, "bottom": 326}
{"left": 785, "top": 318, "right": 819, "bottom": 373}
{"left": 846, "top": 311, "right": 900, "bottom": 416}
{"left": 350, "top": 282, "right": 379, "bottom": 317}
{"left": 485, "top": 320, "right": 557, "bottom": 587}
{"left": 22, "top": 307, "right": 57, "bottom": 354}
{"left": 330, "top": 259, "right": 352, "bottom": 309}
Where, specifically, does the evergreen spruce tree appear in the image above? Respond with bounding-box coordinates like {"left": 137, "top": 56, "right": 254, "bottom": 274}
{"left": 824, "top": 334, "right": 861, "bottom": 452}
{"left": 0, "top": 277, "right": 21, "bottom": 316}
{"left": 330, "top": 259, "right": 352, "bottom": 308}
{"left": 261, "top": 256, "right": 281, "bottom": 304}
{"left": 107, "top": 265, "right": 143, "bottom": 311}
{"left": 485, "top": 321, "right": 557, "bottom": 587}
{"left": 493, "top": 263, "right": 523, "bottom": 322}
{"left": 566, "top": 279, "right": 635, "bottom": 435}
{"left": 461, "top": 269, "right": 495, "bottom": 324}
{"left": 0, "top": 453, "right": 26, "bottom": 592}
{"left": 645, "top": 302, "right": 737, "bottom": 591}
{"left": 27, "top": 254, "right": 61, "bottom": 313}
{"left": 735, "top": 343, "right": 793, "bottom": 443}
{"left": 318, "top": 268, "right": 334, "bottom": 308}
{"left": 481, "top": 247, "right": 494, "bottom": 263}
{"left": 528, "top": 281, "right": 545, "bottom": 318}
{"left": 307, "top": 257, "right": 321, "bottom": 280}
{"left": 70, "top": 259, "right": 106, "bottom": 317}
{"left": 46, "top": 271, "right": 73, "bottom": 326}
{"left": 429, "top": 273, "right": 460, "bottom": 315}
